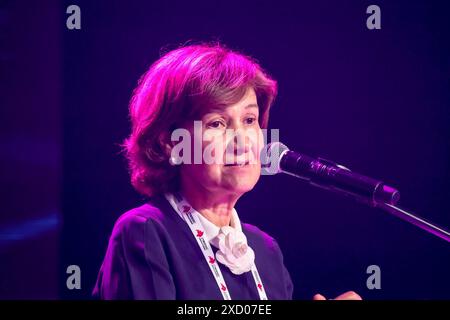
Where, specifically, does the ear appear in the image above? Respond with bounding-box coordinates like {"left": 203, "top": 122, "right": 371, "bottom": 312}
{"left": 158, "top": 132, "right": 174, "bottom": 158}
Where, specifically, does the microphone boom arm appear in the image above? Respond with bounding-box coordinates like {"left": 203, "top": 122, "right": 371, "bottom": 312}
{"left": 377, "top": 203, "right": 450, "bottom": 243}
{"left": 263, "top": 142, "right": 450, "bottom": 243}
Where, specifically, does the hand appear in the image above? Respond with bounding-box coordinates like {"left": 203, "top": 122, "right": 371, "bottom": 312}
{"left": 313, "top": 291, "right": 362, "bottom": 300}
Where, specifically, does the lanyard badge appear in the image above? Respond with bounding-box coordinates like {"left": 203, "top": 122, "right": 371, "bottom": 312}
{"left": 165, "top": 193, "right": 268, "bottom": 300}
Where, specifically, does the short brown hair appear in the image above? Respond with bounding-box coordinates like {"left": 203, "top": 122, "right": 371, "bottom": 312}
{"left": 122, "top": 42, "right": 278, "bottom": 197}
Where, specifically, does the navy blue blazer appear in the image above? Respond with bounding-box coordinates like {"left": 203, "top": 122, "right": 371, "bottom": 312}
{"left": 93, "top": 195, "right": 293, "bottom": 300}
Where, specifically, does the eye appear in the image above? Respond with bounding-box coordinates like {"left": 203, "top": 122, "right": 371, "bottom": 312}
{"left": 244, "top": 117, "right": 257, "bottom": 125}
{"left": 207, "top": 120, "right": 226, "bottom": 129}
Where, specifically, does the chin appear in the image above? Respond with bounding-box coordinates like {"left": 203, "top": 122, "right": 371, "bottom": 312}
{"left": 224, "top": 177, "right": 259, "bottom": 194}
{"left": 230, "top": 185, "right": 254, "bottom": 194}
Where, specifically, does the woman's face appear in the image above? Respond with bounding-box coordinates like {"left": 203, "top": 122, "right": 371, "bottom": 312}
{"left": 179, "top": 87, "right": 264, "bottom": 197}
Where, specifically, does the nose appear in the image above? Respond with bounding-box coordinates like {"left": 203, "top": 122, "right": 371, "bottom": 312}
{"left": 223, "top": 129, "right": 251, "bottom": 166}
{"left": 233, "top": 131, "right": 250, "bottom": 156}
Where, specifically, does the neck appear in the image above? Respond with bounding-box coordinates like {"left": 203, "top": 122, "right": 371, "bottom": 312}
{"left": 180, "top": 179, "right": 240, "bottom": 227}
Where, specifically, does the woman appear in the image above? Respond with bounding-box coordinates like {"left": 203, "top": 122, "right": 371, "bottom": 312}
{"left": 93, "top": 43, "right": 360, "bottom": 300}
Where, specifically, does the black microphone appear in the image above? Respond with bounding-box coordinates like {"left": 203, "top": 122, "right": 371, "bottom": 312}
{"left": 261, "top": 142, "right": 400, "bottom": 207}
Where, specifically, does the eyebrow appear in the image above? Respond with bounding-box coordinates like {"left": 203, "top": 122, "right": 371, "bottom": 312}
{"left": 206, "top": 104, "right": 259, "bottom": 113}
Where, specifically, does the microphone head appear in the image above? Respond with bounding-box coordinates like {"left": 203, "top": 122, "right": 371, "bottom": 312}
{"left": 260, "top": 142, "right": 289, "bottom": 175}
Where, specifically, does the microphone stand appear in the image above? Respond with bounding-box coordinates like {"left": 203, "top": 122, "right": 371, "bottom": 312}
{"left": 376, "top": 202, "right": 450, "bottom": 243}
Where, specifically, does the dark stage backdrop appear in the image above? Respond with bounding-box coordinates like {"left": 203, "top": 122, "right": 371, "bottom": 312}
{"left": 0, "top": 0, "right": 61, "bottom": 299}
{"left": 1, "top": 0, "right": 449, "bottom": 299}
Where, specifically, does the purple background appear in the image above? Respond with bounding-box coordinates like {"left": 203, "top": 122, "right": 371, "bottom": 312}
{"left": 1, "top": 0, "right": 449, "bottom": 299}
